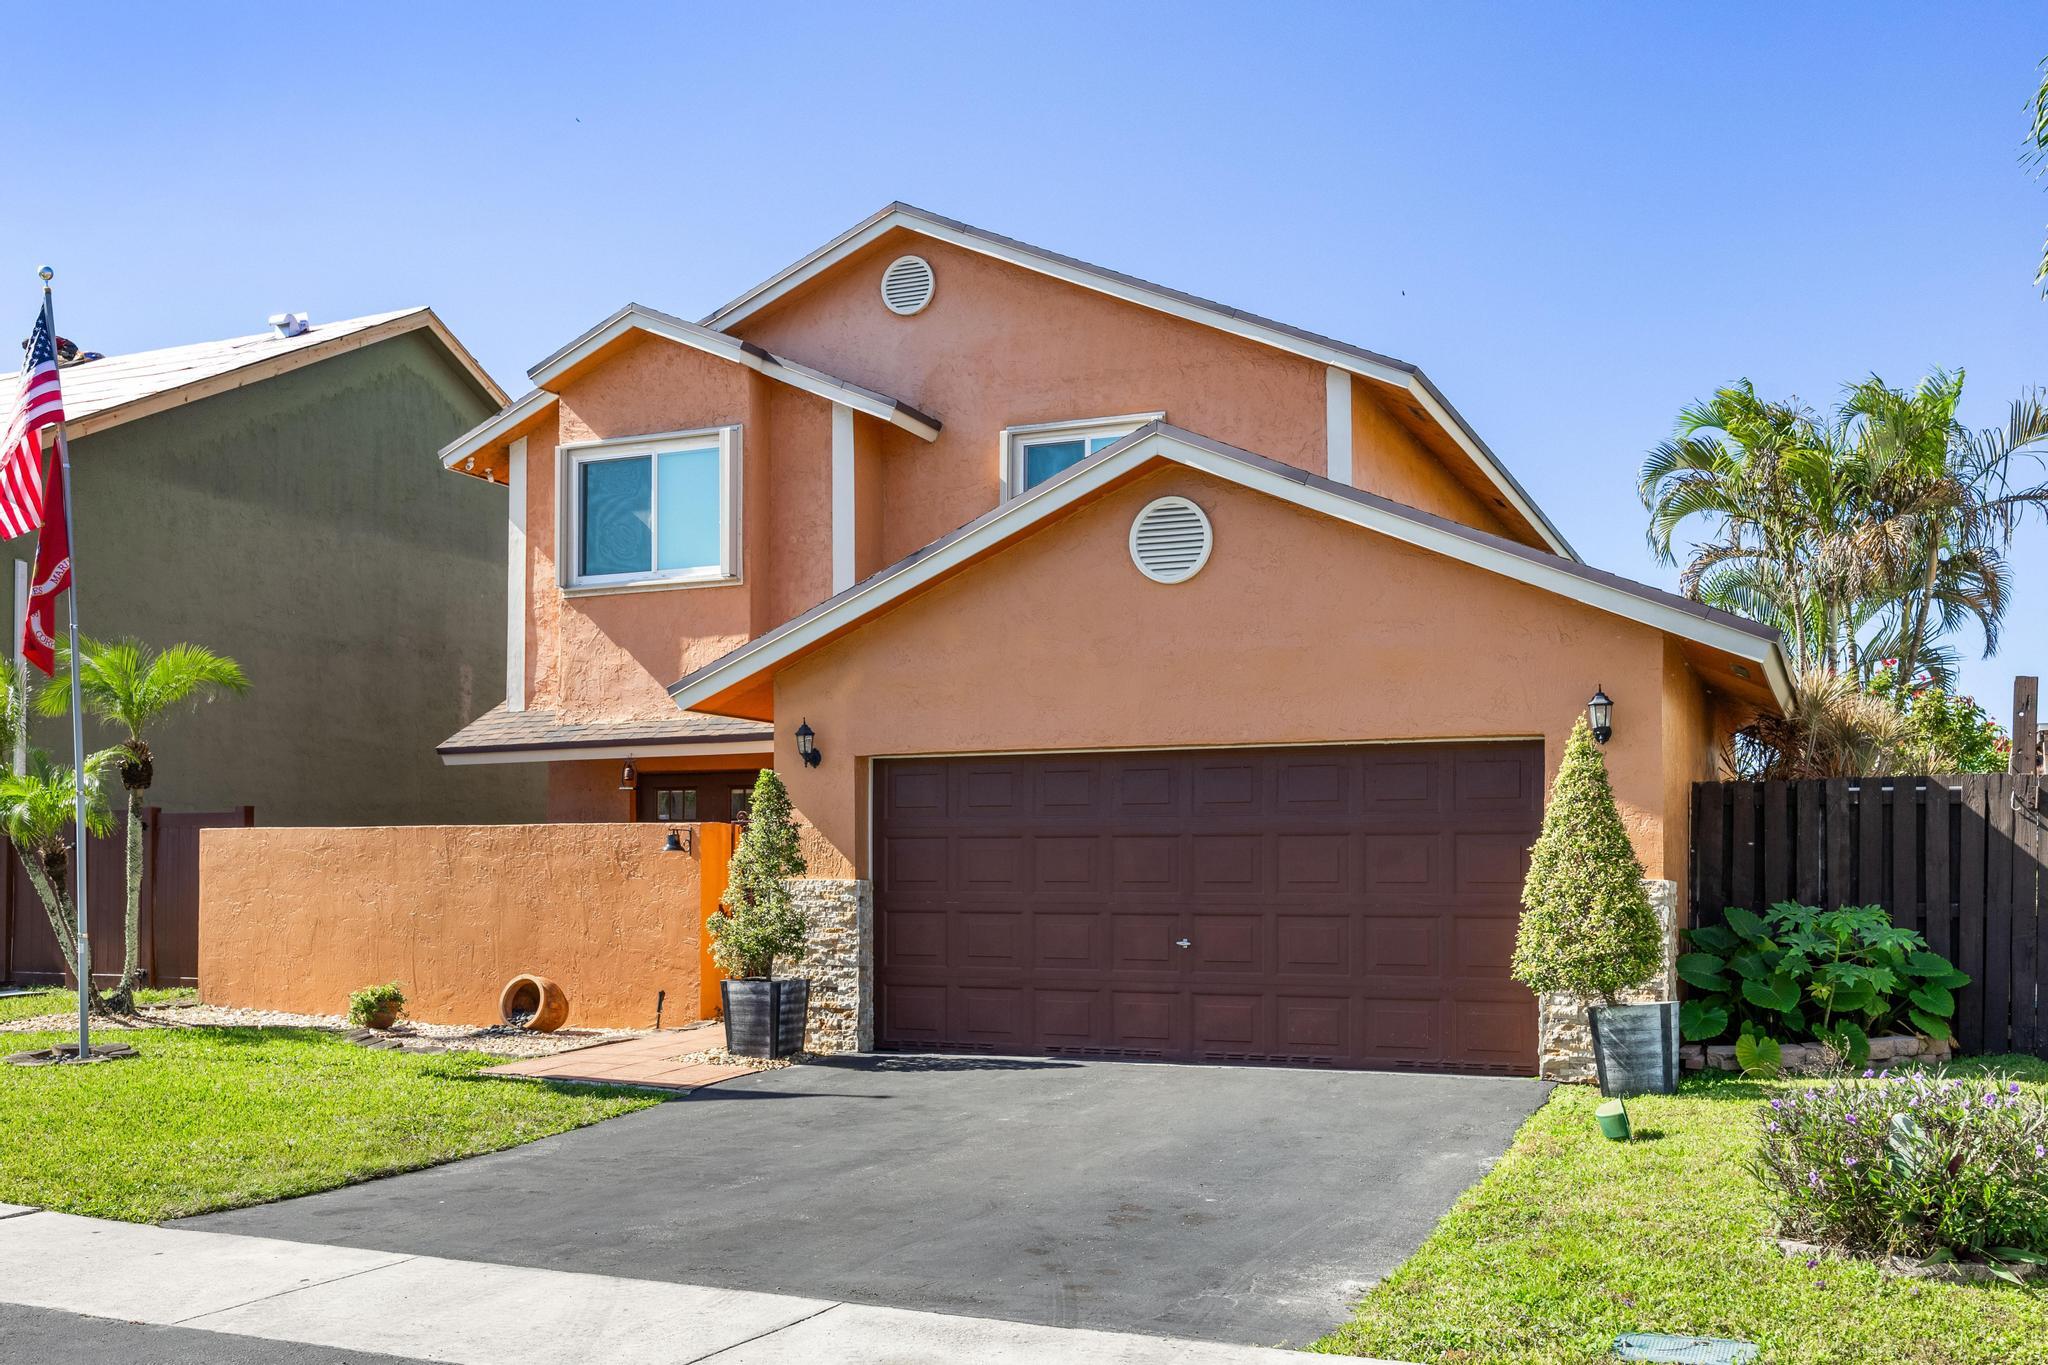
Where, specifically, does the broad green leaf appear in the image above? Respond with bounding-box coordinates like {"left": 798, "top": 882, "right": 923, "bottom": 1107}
{"left": 1724, "top": 905, "right": 1767, "bottom": 943}
{"left": 1991, "top": 1248, "right": 2048, "bottom": 1266}
{"left": 1685, "top": 924, "right": 1738, "bottom": 954}
{"left": 1908, "top": 983, "right": 1955, "bottom": 1017}
{"left": 1742, "top": 972, "right": 1801, "bottom": 1013}
{"left": 1935, "top": 967, "right": 1972, "bottom": 990}
{"left": 1822, "top": 1019, "right": 1870, "bottom": 1068}
{"left": 1680, "top": 999, "right": 1729, "bottom": 1042}
{"left": 1676, "top": 953, "right": 1731, "bottom": 991}
{"left": 1826, "top": 980, "right": 1877, "bottom": 1014}
{"left": 1728, "top": 949, "right": 1773, "bottom": 981}
{"left": 1908, "top": 1010, "right": 1953, "bottom": 1042}
{"left": 1735, "top": 1031, "right": 1783, "bottom": 1077}
{"left": 1906, "top": 950, "right": 1955, "bottom": 977}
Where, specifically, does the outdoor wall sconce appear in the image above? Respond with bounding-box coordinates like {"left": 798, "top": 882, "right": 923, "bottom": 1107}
{"left": 795, "top": 719, "right": 822, "bottom": 767}
{"left": 1587, "top": 687, "right": 1614, "bottom": 745}
{"left": 619, "top": 759, "right": 637, "bottom": 790}
{"left": 662, "top": 826, "right": 691, "bottom": 854}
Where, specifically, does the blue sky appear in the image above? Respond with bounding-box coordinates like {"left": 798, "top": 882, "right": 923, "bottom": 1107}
{"left": 19, "top": 3, "right": 2048, "bottom": 722}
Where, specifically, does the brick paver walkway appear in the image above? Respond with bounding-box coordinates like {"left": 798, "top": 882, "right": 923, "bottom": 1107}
{"left": 484, "top": 1022, "right": 759, "bottom": 1091}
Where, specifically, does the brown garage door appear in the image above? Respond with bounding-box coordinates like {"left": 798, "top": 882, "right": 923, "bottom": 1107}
{"left": 873, "top": 743, "right": 1541, "bottom": 1075}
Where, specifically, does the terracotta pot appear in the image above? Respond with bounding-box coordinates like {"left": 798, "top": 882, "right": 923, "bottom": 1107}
{"left": 721, "top": 978, "right": 809, "bottom": 1058}
{"left": 499, "top": 974, "right": 570, "bottom": 1032}
{"left": 362, "top": 1008, "right": 399, "bottom": 1031}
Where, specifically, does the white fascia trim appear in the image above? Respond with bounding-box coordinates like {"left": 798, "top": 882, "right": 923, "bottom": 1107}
{"left": 671, "top": 430, "right": 1793, "bottom": 715}
{"left": 528, "top": 308, "right": 939, "bottom": 441}
{"left": 506, "top": 437, "right": 528, "bottom": 712}
{"left": 440, "top": 738, "right": 774, "bottom": 766}
{"left": 1324, "top": 368, "right": 1353, "bottom": 485}
{"left": 831, "top": 403, "right": 856, "bottom": 593}
{"left": 442, "top": 387, "right": 557, "bottom": 469}
{"left": 700, "top": 208, "right": 1571, "bottom": 556}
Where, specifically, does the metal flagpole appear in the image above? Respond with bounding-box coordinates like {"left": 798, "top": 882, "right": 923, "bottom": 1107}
{"left": 38, "top": 268, "right": 89, "bottom": 1060}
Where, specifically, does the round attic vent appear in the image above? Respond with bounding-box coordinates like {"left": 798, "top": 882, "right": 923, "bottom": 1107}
{"left": 1129, "top": 496, "right": 1213, "bottom": 584}
{"left": 880, "top": 255, "right": 935, "bottom": 315}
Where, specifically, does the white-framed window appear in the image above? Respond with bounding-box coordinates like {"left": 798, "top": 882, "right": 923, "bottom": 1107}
{"left": 999, "top": 412, "right": 1163, "bottom": 501}
{"left": 560, "top": 426, "right": 742, "bottom": 590}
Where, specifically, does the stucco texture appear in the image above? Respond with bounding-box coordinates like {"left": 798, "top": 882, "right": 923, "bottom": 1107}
{"left": 199, "top": 823, "right": 710, "bottom": 1029}
{"left": 766, "top": 465, "right": 1725, "bottom": 897}
{"left": 7, "top": 331, "right": 541, "bottom": 825}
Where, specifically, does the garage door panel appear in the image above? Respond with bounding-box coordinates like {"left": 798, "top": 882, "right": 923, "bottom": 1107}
{"left": 1031, "top": 836, "right": 1101, "bottom": 893}
{"left": 874, "top": 743, "right": 1540, "bottom": 1075}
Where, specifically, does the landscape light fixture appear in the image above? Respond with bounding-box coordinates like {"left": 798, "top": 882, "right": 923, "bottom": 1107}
{"left": 619, "top": 758, "right": 637, "bottom": 790}
{"left": 1587, "top": 687, "right": 1613, "bottom": 745}
{"left": 795, "top": 719, "right": 822, "bottom": 768}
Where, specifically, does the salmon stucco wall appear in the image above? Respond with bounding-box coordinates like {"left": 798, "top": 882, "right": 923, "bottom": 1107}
{"left": 199, "top": 823, "right": 711, "bottom": 1029}
{"left": 766, "top": 465, "right": 1729, "bottom": 884}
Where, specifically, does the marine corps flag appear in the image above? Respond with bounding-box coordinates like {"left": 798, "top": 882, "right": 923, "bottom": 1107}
{"left": 22, "top": 443, "right": 68, "bottom": 675}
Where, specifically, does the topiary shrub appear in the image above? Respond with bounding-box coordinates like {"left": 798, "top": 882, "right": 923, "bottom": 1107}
{"left": 1511, "top": 717, "right": 1663, "bottom": 1005}
{"left": 707, "top": 770, "right": 810, "bottom": 979}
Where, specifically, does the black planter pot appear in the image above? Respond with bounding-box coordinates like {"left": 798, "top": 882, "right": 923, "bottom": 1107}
{"left": 721, "top": 978, "right": 810, "bottom": 1059}
{"left": 1588, "top": 1001, "right": 1680, "bottom": 1097}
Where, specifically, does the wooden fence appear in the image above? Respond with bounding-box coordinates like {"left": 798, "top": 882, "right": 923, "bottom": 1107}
{"left": 1690, "top": 776, "right": 2047, "bottom": 1058}
{"left": 1, "top": 806, "right": 255, "bottom": 989}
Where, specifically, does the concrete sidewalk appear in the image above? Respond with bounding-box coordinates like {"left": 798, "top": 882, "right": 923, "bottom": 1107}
{"left": 0, "top": 1208, "right": 1400, "bottom": 1363}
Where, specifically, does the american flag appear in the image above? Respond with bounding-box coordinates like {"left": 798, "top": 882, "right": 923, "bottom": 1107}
{"left": 0, "top": 306, "right": 63, "bottom": 540}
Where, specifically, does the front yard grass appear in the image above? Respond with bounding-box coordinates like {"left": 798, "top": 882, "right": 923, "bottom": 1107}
{"left": 1315, "top": 1058, "right": 2048, "bottom": 1365}
{"left": 0, "top": 985, "right": 193, "bottom": 1023}
{"left": 0, "top": 1024, "right": 658, "bottom": 1222}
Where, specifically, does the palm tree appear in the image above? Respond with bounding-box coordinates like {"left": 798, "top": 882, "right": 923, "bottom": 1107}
{"left": 37, "top": 639, "right": 248, "bottom": 1011}
{"left": 0, "top": 747, "right": 117, "bottom": 1008}
{"left": 1836, "top": 372, "right": 2048, "bottom": 693}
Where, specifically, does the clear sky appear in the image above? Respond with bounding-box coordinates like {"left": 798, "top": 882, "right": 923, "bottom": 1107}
{"left": 18, "top": 2, "right": 2048, "bottom": 724}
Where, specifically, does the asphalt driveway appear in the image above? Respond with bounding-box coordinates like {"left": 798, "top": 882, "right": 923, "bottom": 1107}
{"left": 181, "top": 1056, "right": 1548, "bottom": 1348}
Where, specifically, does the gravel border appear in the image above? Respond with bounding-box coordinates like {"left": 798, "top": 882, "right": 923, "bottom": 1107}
{"left": 0, "top": 1001, "right": 652, "bottom": 1059}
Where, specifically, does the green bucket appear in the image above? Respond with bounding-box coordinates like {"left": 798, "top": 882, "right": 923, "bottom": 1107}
{"left": 1596, "top": 1098, "right": 1631, "bottom": 1142}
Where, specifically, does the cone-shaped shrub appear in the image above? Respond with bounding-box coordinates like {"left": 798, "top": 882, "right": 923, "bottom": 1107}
{"left": 707, "top": 769, "right": 810, "bottom": 979}
{"left": 1511, "top": 717, "right": 1662, "bottom": 1004}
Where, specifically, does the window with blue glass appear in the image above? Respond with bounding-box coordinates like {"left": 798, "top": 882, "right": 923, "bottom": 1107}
{"left": 1004, "top": 413, "right": 1162, "bottom": 498}
{"left": 569, "top": 429, "right": 737, "bottom": 587}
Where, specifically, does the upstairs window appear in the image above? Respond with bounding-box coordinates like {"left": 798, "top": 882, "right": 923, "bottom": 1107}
{"left": 1000, "top": 412, "right": 1163, "bottom": 500}
{"left": 565, "top": 427, "right": 741, "bottom": 589}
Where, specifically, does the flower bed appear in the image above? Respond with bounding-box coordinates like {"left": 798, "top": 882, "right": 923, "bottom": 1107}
{"left": 1685, "top": 1032, "right": 1952, "bottom": 1074}
{"left": 1754, "top": 1069, "right": 2048, "bottom": 1273}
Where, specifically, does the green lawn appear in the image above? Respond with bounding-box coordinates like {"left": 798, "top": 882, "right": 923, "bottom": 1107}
{"left": 0, "top": 985, "right": 195, "bottom": 1024}
{"left": 0, "top": 1024, "right": 659, "bottom": 1222}
{"left": 1315, "top": 1058, "right": 2048, "bottom": 1365}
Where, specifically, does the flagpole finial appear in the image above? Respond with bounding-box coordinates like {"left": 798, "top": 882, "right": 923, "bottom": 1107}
{"left": 37, "top": 266, "right": 52, "bottom": 285}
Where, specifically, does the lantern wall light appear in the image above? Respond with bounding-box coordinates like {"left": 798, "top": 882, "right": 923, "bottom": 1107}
{"left": 795, "top": 719, "right": 822, "bottom": 768}
{"left": 1587, "top": 687, "right": 1614, "bottom": 745}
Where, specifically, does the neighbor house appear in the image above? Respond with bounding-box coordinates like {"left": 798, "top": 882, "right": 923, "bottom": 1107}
{"left": 427, "top": 204, "right": 1791, "bottom": 1076}
{"left": 4, "top": 306, "right": 542, "bottom": 829}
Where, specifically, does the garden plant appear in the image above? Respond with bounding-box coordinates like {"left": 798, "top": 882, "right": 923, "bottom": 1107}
{"left": 1678, "top": 901, "right": 1969, "bottom": 1070}
{"left": 347, "top": 981, "right": 407, "bottom": 1028}
{"left": 1755, "top": 1068, "right": 2048, "bottom": 1272}
{"left": 707, "top": 769, "right": 809, "bottom": 979}
{"left": 1510, "top": 717, "right": 1663, "bottom": 1006}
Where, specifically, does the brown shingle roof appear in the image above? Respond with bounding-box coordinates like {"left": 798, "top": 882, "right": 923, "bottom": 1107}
{"left": 439, "top": 703, "right": 770, "bottom": 757}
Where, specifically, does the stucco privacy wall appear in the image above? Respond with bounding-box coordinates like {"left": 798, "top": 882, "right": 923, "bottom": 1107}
{"left": 200, "top": 824, "right": 708, "bottom": 1029}
{"left": 766, "top": 464, "right": 1726, "bottom": 884}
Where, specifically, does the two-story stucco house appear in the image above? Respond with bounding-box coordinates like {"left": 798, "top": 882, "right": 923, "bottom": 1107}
{"left": 435, "top": 204, "right": 1791, "bottom": 1076}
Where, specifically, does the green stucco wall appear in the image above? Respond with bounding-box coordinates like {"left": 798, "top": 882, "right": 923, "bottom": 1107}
{"left": 6, "top": 329, "right": 543, "bottom": 825}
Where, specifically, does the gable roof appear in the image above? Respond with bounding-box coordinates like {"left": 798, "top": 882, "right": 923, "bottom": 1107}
{"left": 697, "top": 202, "right": 1576, "bottom": 561}
{"left": 8, "top": 307, "right": 506, "bottom": 441}
{"left": 437, "top": 702, "right": 770, "bottom": 764}
{"left": 669, "top": 422, "right": 1792, "bottom": 720}
{"left": 439, "top": 301, "right": 943, "bottom": 476}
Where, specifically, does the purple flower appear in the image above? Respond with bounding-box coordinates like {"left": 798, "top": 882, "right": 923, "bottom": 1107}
{"left": 1862, "top": 1069, "right": 1875, "bottom": 1079}
{"left": 1808, "top": 1171, "right": 1823, "bottom": 1189}
{"left": 1844, "top": 1156, "right": 1858, "bottom": 1168}
{"left": 2036, "top": 1144, "right": 2045, "bottom": 1159}
{"left": 2009, "top": 1082, "right": 2022, "bottom": 1095}
{"left": 1768, "top": 1122, "right": 1781, "bottom": 1133}
{"left": 1806, "top": 1257, "right": 1819, "bottom": 1269}
{"left": 1771, "top": 1099, "right": 1785, "bottom": 1110}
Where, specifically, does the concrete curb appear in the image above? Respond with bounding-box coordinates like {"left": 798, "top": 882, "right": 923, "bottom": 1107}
{"left": 0, "top": 1210, "right": 1411, "bottom": 1363}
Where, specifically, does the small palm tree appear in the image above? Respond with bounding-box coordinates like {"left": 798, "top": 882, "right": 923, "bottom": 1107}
{"left": 0, "top": 747, "right": 117, "bottom": 1009}
{"left": 37, "top": 639, "right": 248, "bottom": 1011}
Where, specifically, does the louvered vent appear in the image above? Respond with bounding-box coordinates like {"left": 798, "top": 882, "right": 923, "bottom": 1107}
{"left": 1129, "top": 496, "right": 1213, "bottom": 584}
{"left": 879, "top": 255, "right": 935, "bottom": 315}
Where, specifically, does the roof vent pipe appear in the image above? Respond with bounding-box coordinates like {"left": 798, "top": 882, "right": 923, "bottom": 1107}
{"left": 268, "top": 311, "right": 310, "bottom": 339}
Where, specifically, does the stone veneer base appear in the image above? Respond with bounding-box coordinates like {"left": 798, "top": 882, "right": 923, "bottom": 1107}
{"left": 1537, "top": 878, "right": 1679, "bottom": 1084}
{"left": 786, "top": 878, "right": 873, "bottom": 1054}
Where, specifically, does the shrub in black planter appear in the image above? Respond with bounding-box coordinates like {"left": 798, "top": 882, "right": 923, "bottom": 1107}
{"left": 706, "top": 770, "right": 811, "bottom": 1059}
{"left": 1510, "top": 718, "right": 1670, "bottom": 1094}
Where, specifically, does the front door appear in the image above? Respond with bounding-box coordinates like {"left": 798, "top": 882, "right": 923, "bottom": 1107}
{"left": 636, "top": 770, "right": 763, "bottom": 824}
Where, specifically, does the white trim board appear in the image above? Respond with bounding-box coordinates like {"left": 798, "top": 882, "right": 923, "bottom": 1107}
{"left": 505, "top": 437, "right": 527, "bottom": 712}
{"left": 439, "top": 738, "right": 773, "bottom": 766}
{"left": 670, "top": 424, "right": 1792, "bottom": 716}
{"left": 831, "top": 403, "right": 855, "bottom": 592}
{"left": 697, "top": 203, "right": 1574, "bottom": 559}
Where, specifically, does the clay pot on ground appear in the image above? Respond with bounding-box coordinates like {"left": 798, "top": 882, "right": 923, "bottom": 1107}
{"left": 362, "top": 1007, "right": 400, "bottom": 1030}
{"left": 499, "top": 974, "right": 569, "bottom": 1032}
{"left": 721, "top": 978, "right": 809, "bottom": 1058}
